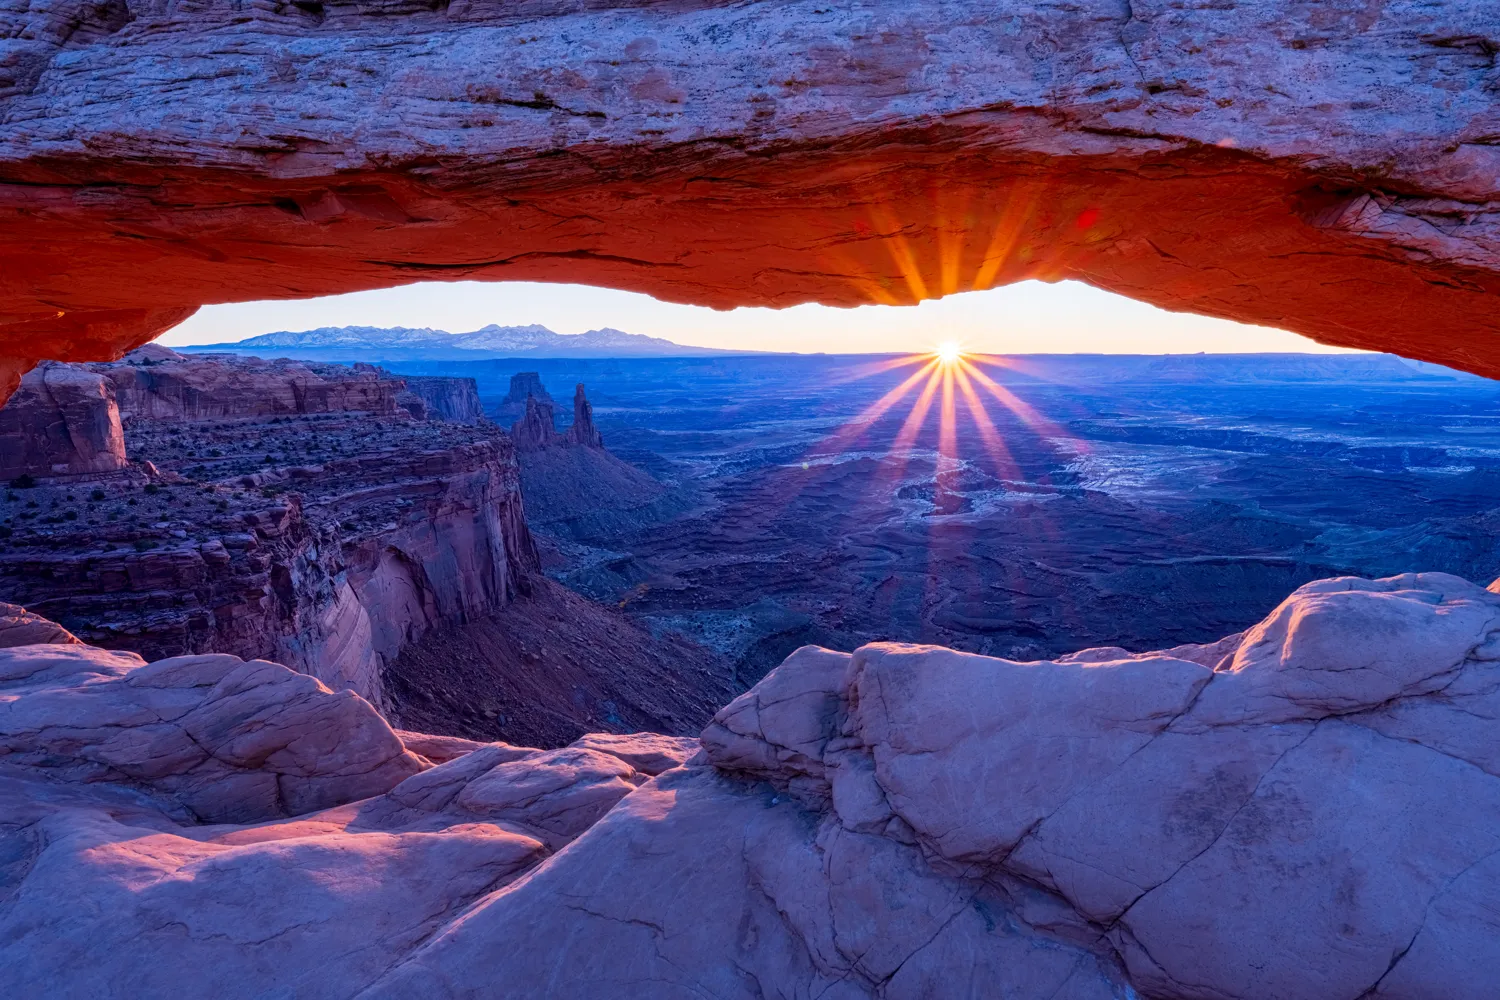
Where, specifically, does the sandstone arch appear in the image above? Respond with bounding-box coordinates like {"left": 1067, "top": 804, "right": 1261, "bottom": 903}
{"left": 1, "top": 0, "right": 1498, "bottom": 402}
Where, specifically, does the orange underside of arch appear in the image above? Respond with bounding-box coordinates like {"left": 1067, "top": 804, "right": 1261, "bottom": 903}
{"left": 3, "top": 141, "right": 1496, "bottom": 401}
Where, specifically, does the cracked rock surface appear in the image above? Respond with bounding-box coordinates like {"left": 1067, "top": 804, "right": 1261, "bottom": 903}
{"left": 4, "top": 2, "right": 1500, "bottom": 393}
{"left": 5, "top": 572, "right": 1500, "bottom": 997}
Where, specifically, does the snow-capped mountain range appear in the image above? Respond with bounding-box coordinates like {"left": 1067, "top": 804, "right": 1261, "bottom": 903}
{"left": 182, "top": 324, "right": 745, "bottom": 359}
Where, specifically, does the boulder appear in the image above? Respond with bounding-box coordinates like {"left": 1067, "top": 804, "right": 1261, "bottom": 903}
{"left": 0, "top": 644, "right": 426, "bottom": 823}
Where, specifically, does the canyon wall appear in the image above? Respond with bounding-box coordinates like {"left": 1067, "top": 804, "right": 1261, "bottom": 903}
{"left": 0, "top": 352, "right": 540, "bottom": 710}
{"left": 99, "top": 348, "right": 406, "bottom": 422}
{"left": 401, "top": 376, "right": 486, "bottom": 424}
{"left": 3, "top": 2, "right": 1500, "bottom": 390}
{"left": 0, "top": 362, "right": 127, "bottom": 480}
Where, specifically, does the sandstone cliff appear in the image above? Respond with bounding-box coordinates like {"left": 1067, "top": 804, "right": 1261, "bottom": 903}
{"left": 3, "top": 570, "right": 1499, "bottom": 997}
{"left": 399, "top": 375, "right": 486, "bottom": 424}
{"left": 0, "top": 362, "right": 127, "bottom": 480}
{"left": 0, "top": 353, "right": 540, "bottom": 712}
{"left": 509, "top": 380, "right": 604, "bottom": 451}
{"left": 509, "top": 394, "right": 559, "bottom": 452}
{"left": 565, "top": 382, "right": 603, "bottom": 448}
{"left": 98, "top": 350, "right": 406, "bottom": 422}
{"left": 502, "top": 374, "right": 690, "bottom": 544}
{"left": 0, "top": 600, "right": 79, "bottom": 647}
{"left": 497, "top": 372, "right": 553, "bottom": 415}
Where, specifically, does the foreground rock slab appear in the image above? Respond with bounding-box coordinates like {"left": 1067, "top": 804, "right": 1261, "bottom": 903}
{"left": 4, "top": 2, "right": 1500, "bottom": 393}
{"left": 0, "top": 644, "right": 425, "bottom": 822}
{"left": 4, "top": 573, "right": 1500, "bottom": 997}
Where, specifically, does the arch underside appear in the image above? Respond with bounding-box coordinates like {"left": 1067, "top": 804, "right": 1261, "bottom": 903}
{"left": 1, "top": 0, "right": 1497, "bottom": 397}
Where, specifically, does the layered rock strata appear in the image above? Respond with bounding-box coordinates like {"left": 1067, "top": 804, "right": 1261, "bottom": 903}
{"left": 398, "top": 375, "right": 486, "bottom": 424}
{"left": 510, "top": 394, "right": 560, "bottom": 452}
{"left": 3, "top": 571, "right": 1499, "bottom": 998}
{"left": 0, "top": 600, "right": 79, "bottom": 647}
{"left": 98, "top": 347, "right": 408, "bottom": 423}
{"left": 566, "top": 383, "right": 603, "bottom": 448}
{"left": 0, "top": 352, "right": 540, "bottom": 710}
{"left": 4, "top": 2, "right": 1500, "bottom": 387}
{"left": 495, "top": 372, "right": 553, "bottom": 424}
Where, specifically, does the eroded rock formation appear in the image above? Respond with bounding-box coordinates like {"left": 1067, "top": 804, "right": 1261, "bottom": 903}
{"left": 100, "top": 349, "right": 408, "bottom": 423}
{"left": 510, "top": 394, "right": 559, "bottom": 452}
{"left": 0, "top": 600, "right": 78, "bottom": 647}
{"left": 0, "top": 352, "right": 539, "bottom": 711}
{"left": 509, "top": 381, "right": 603, "bottom": 451}
{"left": 3, "top": 2, "right": 1500, "bottom": 390}
{"left": 496, "top": 372, "right": 553, "bottom": 421}
{"left": 3, "top": 571, "right": 1499, "bottom": 998}
{"left": 566, "top": 383, "right": 603, "bottom": 448}
{"left": 0, "top": 362, "right": 127, "bottom": 480}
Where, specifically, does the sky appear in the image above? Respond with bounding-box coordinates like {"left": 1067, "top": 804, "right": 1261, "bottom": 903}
{"left": 157, "top": 279, "right": 1364, "bottom": 356}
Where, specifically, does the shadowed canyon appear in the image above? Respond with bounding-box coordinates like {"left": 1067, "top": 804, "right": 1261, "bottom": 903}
{"left": 5, "top": 0, "right": 1500, "bottom": 997}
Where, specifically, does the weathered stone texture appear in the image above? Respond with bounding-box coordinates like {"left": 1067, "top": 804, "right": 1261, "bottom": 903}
{"left": 2, "top": 1, "right": 1500, "bottom": 391}
{"left": 0, "top": 362, "right": 127, "bottom": 479}
{"left": 4, "top": 572, "right": 1500, "bottom": 997}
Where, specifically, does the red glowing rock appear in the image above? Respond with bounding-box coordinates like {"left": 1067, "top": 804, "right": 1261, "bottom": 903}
{"left": 2, "top": 1, "right": 1500, "bottom": 400}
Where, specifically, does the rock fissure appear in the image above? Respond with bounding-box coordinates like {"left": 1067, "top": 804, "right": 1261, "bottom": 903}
{"left": 1111, "top": 721, "right": 1320, "bottom": 934}
{"left": 1356, "top": 843, "right": 1500, "bottom": 1000}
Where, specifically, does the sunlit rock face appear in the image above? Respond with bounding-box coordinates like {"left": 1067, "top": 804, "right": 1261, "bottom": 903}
{"left": 3, "top": 1, "right": 1500, "bottom": 395}
{"left": 0, "top": 600, "right": 79, "bottom": 646}
{"left": 5, "top": 571, "right": 1500, "bottom": 997}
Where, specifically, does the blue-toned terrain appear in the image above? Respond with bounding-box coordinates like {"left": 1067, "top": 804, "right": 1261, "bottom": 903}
{"left": 381, "top": 352, "right": 1500, "bottom": 683}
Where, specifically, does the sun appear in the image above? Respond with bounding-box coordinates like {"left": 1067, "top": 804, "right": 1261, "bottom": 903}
{"left": 935, "top": 341, "right": 964, "bottom": 364}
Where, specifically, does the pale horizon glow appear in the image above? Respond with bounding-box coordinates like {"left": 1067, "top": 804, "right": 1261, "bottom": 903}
{"left": 156, "top": 279, "right": 1368, "bottom": 356}
{"left": 935, "top": 341, "right": 964, "bottom": 364}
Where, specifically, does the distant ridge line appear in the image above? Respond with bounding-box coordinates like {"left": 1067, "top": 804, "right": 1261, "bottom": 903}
{"left": 181, "top": 324, "right": 772, "bottom": 359}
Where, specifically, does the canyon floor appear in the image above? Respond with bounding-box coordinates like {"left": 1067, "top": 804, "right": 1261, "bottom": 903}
{"left": 385, "top": 352, "right": 1500, "bottom": 684}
